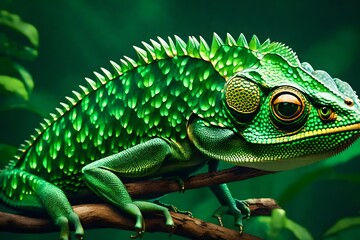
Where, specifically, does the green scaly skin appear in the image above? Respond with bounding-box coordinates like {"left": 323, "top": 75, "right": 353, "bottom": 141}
{"left": 0, "top": 33, "right": 359, "bottom": 239}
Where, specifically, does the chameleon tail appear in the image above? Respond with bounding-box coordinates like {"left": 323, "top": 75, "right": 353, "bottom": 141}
{"left": 0, "top": 169, "right": 84, "bottom": 239}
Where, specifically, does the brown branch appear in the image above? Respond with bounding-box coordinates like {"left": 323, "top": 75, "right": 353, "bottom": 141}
{"left": 0, "top": 167, "right": 279, "bottom": 239}
{"left": 126, "top": 166, "right": 273, "bottom": 199}
{"left": 0, "top": 199, "right": 279, "bottom": 240}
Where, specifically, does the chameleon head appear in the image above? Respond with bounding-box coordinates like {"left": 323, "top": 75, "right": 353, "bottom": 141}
{"left": 222, "top": 49, "right": 360, "bottom": 171}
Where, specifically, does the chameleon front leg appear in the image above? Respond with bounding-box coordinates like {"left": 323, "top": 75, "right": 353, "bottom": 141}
{"left": 210, "top": 183, "right": 250, "bottom": 233}
{"left": 188, "top": 115, "right": 251, "bottom": 232}
{"left": 0, "top": 169, "right": 84, "bottom": 240}
{"left": 81, "top": 138, "right": 175, "bottom": 237}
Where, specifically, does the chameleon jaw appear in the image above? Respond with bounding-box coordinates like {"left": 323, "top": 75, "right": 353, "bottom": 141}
{"left": 238, "top": 133, "right": 360, "bottom": 171}
{"left": 264, "top": 122, "right": 360, "bottom": 144}
{"left": 188, "top": 115, "right": 360, "bottom": 171}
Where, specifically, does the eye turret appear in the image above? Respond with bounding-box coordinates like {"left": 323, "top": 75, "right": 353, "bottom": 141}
{"left": 269, "top": 87, "right": 309, "bottom": 133}
{"left": 272, "top": 93, "right": 304, "bottom": 121}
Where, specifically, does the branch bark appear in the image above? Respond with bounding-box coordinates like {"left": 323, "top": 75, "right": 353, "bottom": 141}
{"left": 0, "top": 199, "right": 279, "bottom": 240}
{"left": 0, "top": 167, "right": 278, "bottom": 239}
{"left": 126, "top": 166, "right": 273, "bottom": 199}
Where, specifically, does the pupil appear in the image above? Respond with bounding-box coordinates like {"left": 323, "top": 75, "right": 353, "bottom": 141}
{"left": 321, "top": 107, "right": 329, "bottom": 115}
{"left": 278, "top": 102, "right": 299, "bottom": 118}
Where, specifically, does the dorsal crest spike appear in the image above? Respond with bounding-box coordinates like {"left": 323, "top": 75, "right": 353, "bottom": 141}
{"left": 157, "top": 36, "right": 173, "bottom": 57}
{"left": 260, "top": 41, "right": 299, "bottom": 66}
{"left": 249, "top": 35, "right": 261, "bottom": 50}
{"left": 186, "top": 36, "right": 200, "bottom": 58}
{"left": 44, "top": 118, "right": 51, "bottom": 125}
{"left": 35, "top": 128, "right": 41, "bottom": 134}
{"left": 101, "top": 67, "right": 113, "bottom": 79}
{"left": 236, "top": 33, "right": 248, "bottom": 48}
{"left": 141, "top": 41, "right": 156, "bottom": 59}
{"left": 40, "top": 123, "right": 47, "bottom": 129}
{"left": 50, "top": 113, "right": 57, "bottom": 120}
{"left": 174, "top": 35, "right": 187, "bottom": 56}
{"left": 72, "top": 90, "right": 82, "bottom": 100}
{"left": 110, "top": 60, "right": 122, "bottom": 75}
{"left": 150, "top": 39, "right": 166, "bottom": 59}
{"left": 133, "top": 46, "right": 149, "bottom": 63}
{"left": 123, "top": 56, "right": 137, "bottom": 68}
{"left": 210, "top": 33, "right": 224, "bottom": 59}
{"left": 79, "top": 85, "right": 89, "bottom": 95}
{"left": 119, "top": 59, "right": 129, "bottom": 72}
{"left": 225, "top": 33, "right": 236, "bottom": 46}
{"left": 94, "top": 71, "right": 107, "bottom": 84}
{"left": 56, "top": 107, "right": 64, "bottom": 115}
{"left": 150, "top": 39, "right": 161, "bottom": 50}
{"left": 85, "top": 78, "right": 97, "bottom": 90}
{"left": 65, "top": 96, "right": 76, "bottom": 106}
{"left": 260, "top": 38, "right": 271, "bottom": 49}
{"left": 167, "top": 37, "right": 177, "bottom": 55}
{"left": 191, "top": 36, "right": 200, "bottom": 48}
{"left": 60, "top": 102, "right": 70, "bottom": 110}
{"left": 199, "top": 36, "right": 210, "bottom": 61}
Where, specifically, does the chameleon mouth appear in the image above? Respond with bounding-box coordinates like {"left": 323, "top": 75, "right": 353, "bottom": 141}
{"left": 269, "top": 122, "right": 360, "bottom": 144}
{"left": 309, "top": 122, "right": 360, "bottom": 136}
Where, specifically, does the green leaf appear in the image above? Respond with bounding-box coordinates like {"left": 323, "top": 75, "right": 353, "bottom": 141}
{"left": 0, "top": 10, "right": 39, "bottom": 60}
{"left": 0, "top": 144, "right": 17, "bottom": 169}
{"left": 0, "top": 75, "right": 29, "bottom": 100}
{"left": 285, "top": 217, "right": 314, "bottom": 240}
{"left": 324, "top": 216, "right": 360, "bottom": 237}
{"left": 256, "top": 209, "right": 314, "bottom": 240}
{"left": 0, "top": 57, "right": 34, "bottom": 93}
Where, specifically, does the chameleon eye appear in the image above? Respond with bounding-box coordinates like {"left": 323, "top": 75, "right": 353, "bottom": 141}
{"left": 270, "top": 87, "right": 309, "bottom": 133}
{"left": 272, "top": 93, "right": 303, "bottom": 121}
{"left": 225, "top": 76, "right": 261, "bottom": 122}
{"left": 318, "top": 106, "right": 336, "bottom": 121}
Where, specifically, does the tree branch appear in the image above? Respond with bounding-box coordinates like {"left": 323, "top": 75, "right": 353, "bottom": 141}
{"left": 126, "top": 166, "right": 273, "bottom": 199}
{"left": 0, "top": 199, "right": 279, "bottom": 239}
{"left": 0, "top": 167, "right": 279, "bottom": 239}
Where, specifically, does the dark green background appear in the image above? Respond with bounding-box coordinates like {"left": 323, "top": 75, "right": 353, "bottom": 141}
{"left": 0, "top": 0, "right": 359, "bottom": 239}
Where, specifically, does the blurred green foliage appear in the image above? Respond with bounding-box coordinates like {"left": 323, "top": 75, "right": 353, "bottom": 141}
{"left": 0, "top": 9, "right": 37, "bottom": 106}
{"left": 0, "top": 0, "right": 359, "bottom": 239}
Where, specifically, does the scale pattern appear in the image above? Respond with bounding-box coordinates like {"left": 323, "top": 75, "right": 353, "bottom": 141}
{"left": 5, "top": 34, "right": 280, "bottom": 194}
{"left": 0, "top": 33, "right": 359, "bottom": 207}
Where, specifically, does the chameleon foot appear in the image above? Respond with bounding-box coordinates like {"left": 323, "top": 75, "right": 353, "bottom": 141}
{"left": 212, "top": 200, "right": 250, "bottom": 234}
{"left": 175, "top": 176, "right": 185, "bottom": 193}
{"left": 167, "top": 224, "right": 175, "bottom": 237}
{"left": 56, "top": 212, "right": 84, "bottom": 240}
{"left": 131, "top": 229, "right": 144, "bottom": 239}
{"left": 130, "top": 217, "right": 145, "bottom": 239}
{"left": 212, "top": 205, "right": 229, "bottom": 227}
{"left": 154, "top": 200, "right": 193, "bottom": 217}
{"left": 133, "top": 200, "right": 174, "bottom": 225}
{"left": 239, "top": 225, "right": 244, "bottom": 234}
{"left": 127, "top": 201, "right": 174, "bottom": 238}
{"left": 235, "top": 199, "right": 250, "bottom": 219}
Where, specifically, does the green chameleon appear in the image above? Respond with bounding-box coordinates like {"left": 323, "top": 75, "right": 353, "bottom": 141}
{"left": 0, "top": 33, "right": 359, "bottom": 239}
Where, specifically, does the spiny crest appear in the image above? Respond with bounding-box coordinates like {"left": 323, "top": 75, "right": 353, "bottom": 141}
{"left": 301, "top": 62, "right": 358, "bottom": 101}
{"left": 258, "top": 41, "right": 300, "bottom": 66}
{"left": 15, "top": 33, "right": 300, "bottom": 159}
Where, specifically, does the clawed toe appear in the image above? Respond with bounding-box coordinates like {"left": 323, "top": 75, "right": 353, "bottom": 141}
{"left": 239, "top": 225, "right": 243, "bottom": 234}
{"left": 131, "top": 229, "right": 145, "bottom": 239}
{"left": 212, "top": 202, "right": 248, "bottom": 233}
